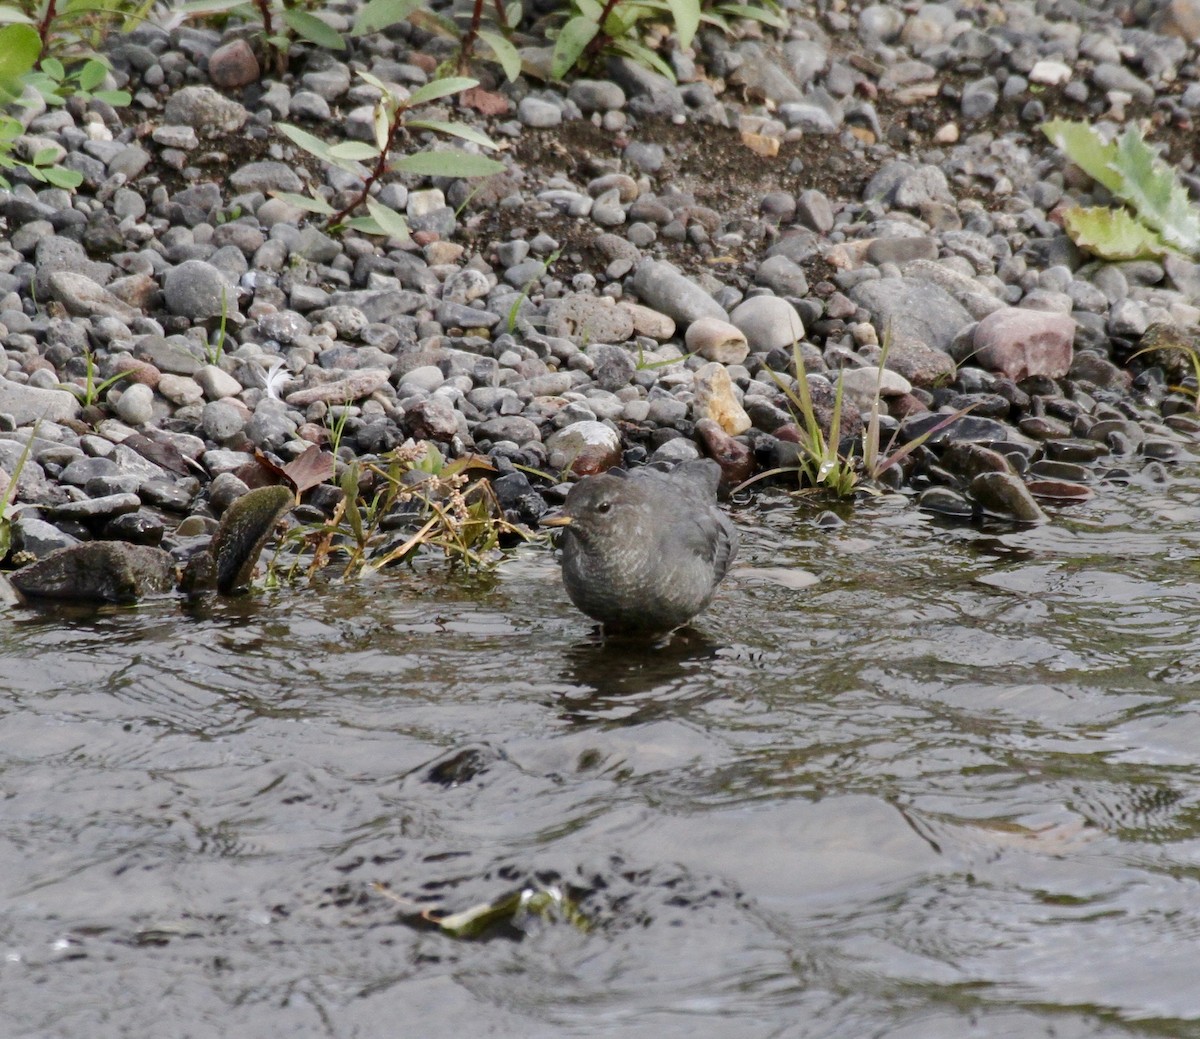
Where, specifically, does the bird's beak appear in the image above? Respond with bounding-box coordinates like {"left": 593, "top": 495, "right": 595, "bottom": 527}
{"left": 541, "top": 514, "right": 572, "bottom": 528}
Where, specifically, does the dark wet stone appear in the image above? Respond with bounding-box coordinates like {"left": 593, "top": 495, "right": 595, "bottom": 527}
{"left": 492, "top": 471, "right": 548, "bottom": 525}
{"left": 970, "top": 472, "right": 1048, "bottom": 523}
{"left": 104, "top": 510, "right": 166, "bottom": 545}
{"left": 917, "top": 486, "right": 974, "bottom": 518}
{"left": 695, "top": 418, "right": 755, "bottom": 487}
{"left": 1028, "top": 460, "right": 1091, "bottom": 482}
{"left": 941, "top": 442, "right": 1012, "bottom": 481}
{"left": 1042, "top": 438, "right": 1111, "bottom": 463}
{"left": 10, "top": 542, "right": 176, "bottom": 603}
{"left": 49, "top": 493, "right": 143, "bottom": 524}
{"left": 898, "top": 412, "right": 1010, "bottom": 445}
{"left": 1026, "top": 479, "right": 1093, "bottom": 504}
{"left": 1143, "top": 439, "right": 1182, "bottom": 461}
{"left": 10, "top": 516, "right": 81, "bottom": 561}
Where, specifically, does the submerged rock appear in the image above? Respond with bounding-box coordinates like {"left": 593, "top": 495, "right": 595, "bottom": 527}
{"left": 182, "top": 484, "right": 295, "bottom": 595}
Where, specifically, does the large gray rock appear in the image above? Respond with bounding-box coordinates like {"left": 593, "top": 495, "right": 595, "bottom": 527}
{"left": 162, "top": 85, "right": 249, "bottom": 134}
{"left": 848, "top": 278, "right": 973, "bottom": 354}
{"left": 0, "top": 377, "right": 81, "bottom": 425}
{"left": 630, "top": 260, "right": 727, "bottom": 328}
{"left": 10, "top": 542, "right": 176, "bottom": 603}
{"left": 729, "top": 296, "right": 805, "bottom": 353}
{"left": 163, "top": 259, "right": 234, "bottom": 320}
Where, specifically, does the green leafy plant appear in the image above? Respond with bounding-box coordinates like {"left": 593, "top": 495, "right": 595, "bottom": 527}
{"left": 268, "top": 440, "right": 529, "bottom": 582}
{"left": 274, "top": 73, "right": 504, "bottom": 237}
{"left": 452, "top": 0, "right": 522, "bottom": 81}
{"left": 0, "top": 23, "right": 130, "bottom": 191}
{"left": 63, "top": 347, "right": 134, "bottom": 408}
{"left": 768, "top": 345, "right": 859, "bottom": 496}
{"left": 203, "top": 287, "right": 230, "bottom": 365}
{"left": 180, "top": 0, "right": 346, "bottom": 72}
{"left": 0, "top": 113, "right": 81, "bottom": 188}
{"left": 506, "top": 247, "right": 560, "bottom": 333}
{"left": 24, "top": 55, "right": 131, "bottom": 107}
{"left": 739, "top": 341, "right": 973, "bottom": 498}
{"left": 0, "top": 421, "right": 39, "bottom": 562}
{"left": 1, "top": 0, "right": 150, "bottom": 62}
{"left": 549, "top": 0, "right": 785, "bottom": 81}
{"left": 1043, "top": 119, "right": 1200, "bottom": 261}
{"left": 323, "top": 405, "right": 352, "bottom": 458}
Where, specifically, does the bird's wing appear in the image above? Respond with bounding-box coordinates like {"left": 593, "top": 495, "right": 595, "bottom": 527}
{"left": 709, "top": 510, "right": 739, "bottom": 581}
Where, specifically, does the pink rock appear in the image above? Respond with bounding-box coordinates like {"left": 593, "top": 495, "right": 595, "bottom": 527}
{"left": 695, "top": 418, "right": 754, "bottom": 487}
{"left": 973, "top": 308, "right": 1075, "bottom": 382}
{"left": 1157, "top": 0, "right": 1200, "bottom": 40}
{"left": 208, "top": 39, "right": 260, "bottom": 89}
{"left": 545, "top": 420, "right": 622, "bottom": 476}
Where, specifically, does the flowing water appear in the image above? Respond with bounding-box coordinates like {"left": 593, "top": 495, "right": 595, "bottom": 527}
{"left": 5, "top": 459, "right": 1200, "bottom": 1039}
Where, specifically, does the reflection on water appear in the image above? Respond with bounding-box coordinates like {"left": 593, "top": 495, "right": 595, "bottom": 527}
{"left": 5, "top": 464, "right": 1200, "bottom": 1037}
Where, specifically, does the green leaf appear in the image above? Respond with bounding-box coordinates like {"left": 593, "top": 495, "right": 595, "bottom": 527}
{"left": 575, "top": 0, "right": 603, "bottom": 18}
{"left": 76, "top": 58, "right": 108, "bottom": 92}
{"left": 1109, "top": 127, "right": 1200, "bottom": 254}
{"left": 344, "top": 215, "right": 385, "bottom": 234}
{"left": 406, "top": 118, "right": 498, "bottom": 149}
{"left": 0, "top": 24, "right": 39, "bottom": 103}
{"left": 351, "top": 0, "right": 422, "bottom": 34}
{"left": 41, "top": 166, "right": 84, "bottom": 189}
{"left": 608, "top": 35, "right": 676, "bottom": 81}
{"left": 93, "top": 89, "right": 132, "bottom": 107}
{"left": 0, "top": 8, "right": 37, "bottom": 23}
{"left": 711, "top": 2, "right": 786, "bottom": 28}
{"left": 603, "top": 2, "right": 642, "bottom": 37}
{"left": 1061, "top": 206, "right": 1170, "bottom": 261}
{"left": 505, "top": 1, "right": 522, "bottom": 29}
{"left": 405, "top": 75, "right": 478, "bottom": 107}
{"left": 663, "top": 0, "right": 699, "bottom": 47}
{"left": 365, "top": 197, "right": 410, "bottom": 239}
{"left": 478, "top": 28, "right": 521, "bottom": 83}
{"left": 272, "top": 190, "right": 335, "bottom": 215}
{"left": 1040, "top": 119, "right": 1124, "bottom": 194}
{"left": 328, "top": 140, "right": 380, "bottom": 161}
{"left": 372, "top": 102, "right": 390, "bottom": 152}
{"left": 394, "top": 150, "right": 505, "bottom": 178}
{"left": 31, "top": 147, "right": 60, "bottom": 165}
{"left": 177, "top": 0, "right": 245, "bottom": 13}
{"left": 356, "top": 69, "right": 391, "bottom": 94}
{"left": 551, "top": 16, "right": 599, "bottom": 79}
{"left": 282, "top": 9, "right": 346, "bottom": 49}
{"left": 41, "top": 58, "right": 66, "bottom": 82}
{"left": 276, "top": 122, "right": 336, "bottom": 162}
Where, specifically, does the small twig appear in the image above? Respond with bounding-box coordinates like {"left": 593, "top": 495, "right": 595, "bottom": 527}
{"left": 329, "top": 109, "right": 405, "bottom": 228}
{"left": 459, "top": 0, "right": 486, "bottom": 69}
{"left": 36, "top": 0, "right": 58, "bottom": 57}
{"left": 583, "top": 0, "right": 622, "bottom": 59}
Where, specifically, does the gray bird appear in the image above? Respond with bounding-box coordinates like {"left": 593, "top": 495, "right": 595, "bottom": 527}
{"left": 541, "top": 459, "right": 738, "bottom": 633}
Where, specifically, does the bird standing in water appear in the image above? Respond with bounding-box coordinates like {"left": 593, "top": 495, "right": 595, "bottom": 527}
{"left": 542, "top": 459, "right": 738, "bottom": 633}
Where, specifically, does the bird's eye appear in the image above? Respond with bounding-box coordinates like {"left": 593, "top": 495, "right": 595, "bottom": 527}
{"left": 596, "top": 501, "right": 612, "bottom": 514}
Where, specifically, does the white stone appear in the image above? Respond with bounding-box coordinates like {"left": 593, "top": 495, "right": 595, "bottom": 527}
{"left": 1029, "top": 59, "right": 1073, "bottom": 86}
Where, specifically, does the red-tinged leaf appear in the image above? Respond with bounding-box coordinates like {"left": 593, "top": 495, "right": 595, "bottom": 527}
{"left": 282, "top": 443, "right": 336, "bottom": 494}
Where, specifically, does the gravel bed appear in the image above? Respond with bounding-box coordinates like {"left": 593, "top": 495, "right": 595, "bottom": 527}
{"left": 3, "top": 0, "right": 1200, "bottom": 598}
